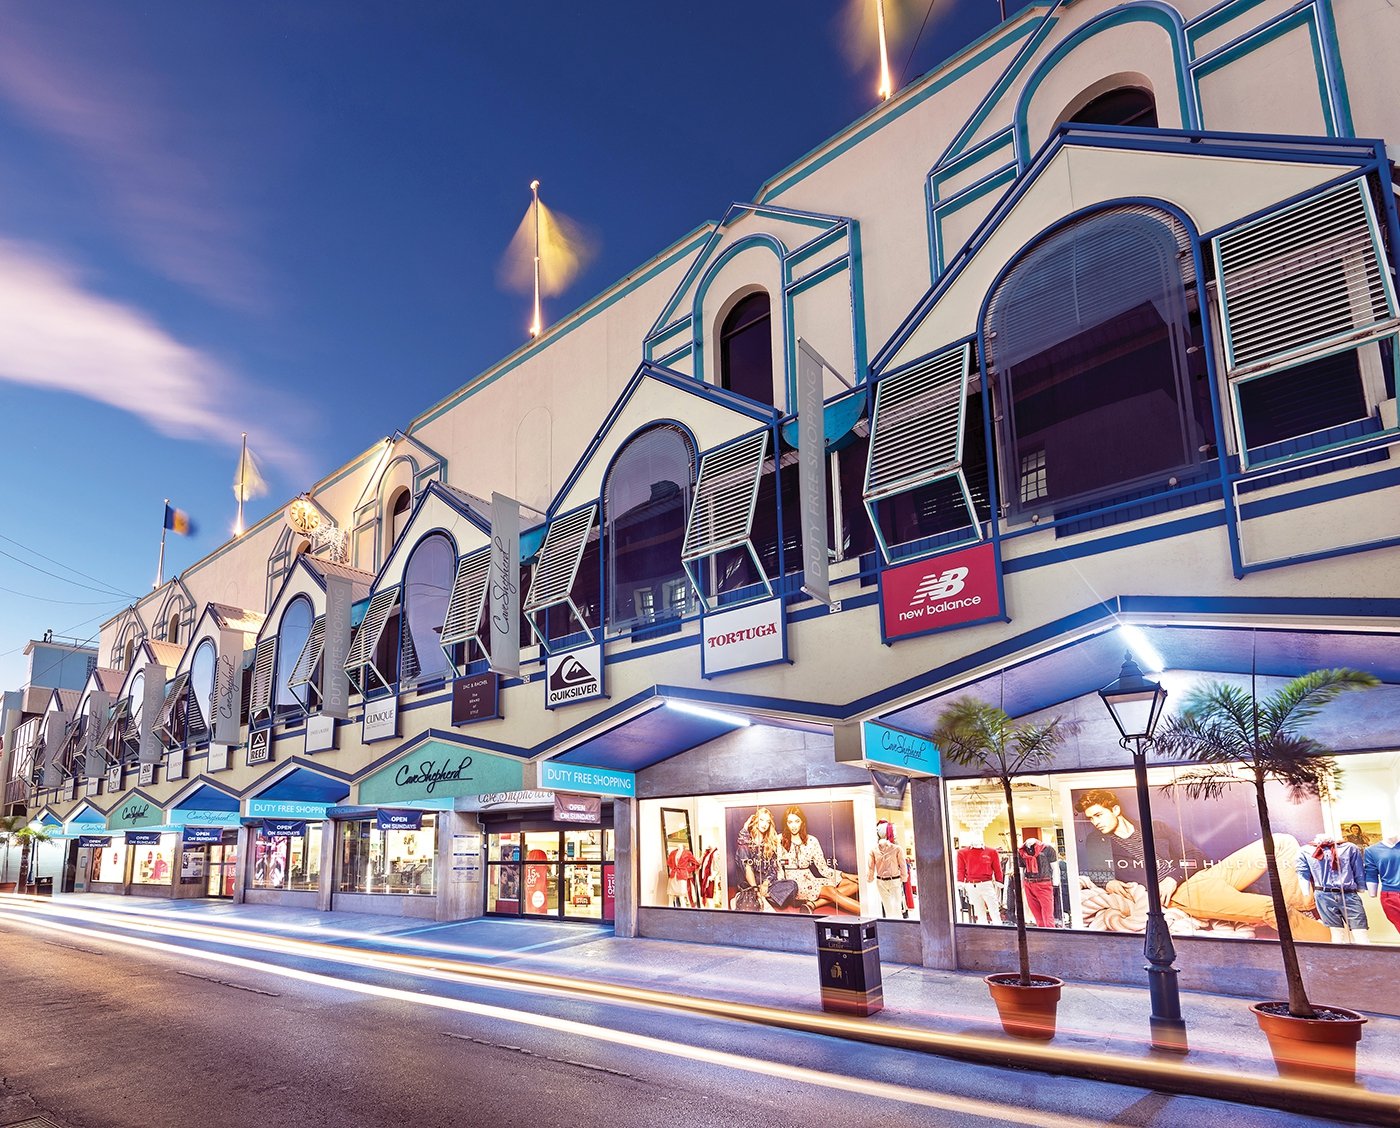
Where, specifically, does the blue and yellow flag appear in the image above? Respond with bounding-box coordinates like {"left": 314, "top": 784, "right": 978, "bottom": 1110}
{"left": 163, "top": 503, "right": 197, "bottom": 537}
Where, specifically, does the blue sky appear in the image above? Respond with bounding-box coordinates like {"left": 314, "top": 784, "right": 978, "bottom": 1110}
{"left": 0, "top": 1, "right": 998, "bottom": 688}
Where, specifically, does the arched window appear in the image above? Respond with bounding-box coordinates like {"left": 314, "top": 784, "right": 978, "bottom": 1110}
{"left": 389, "top": 488, "right": 412, "bottom": 548}
{"left": 125, "top": 671, "right": 144, "bottom": 762}
{"left": 1068, "top": 86, "right": 1157, "bottom": 128}
{"left": 167, "top": 613, "right": 180, "bottom": 645}
{"left": 984, "top": 205, "right": 1210, "bottom": 520}
{"left": 274, "top": 596, "right": 314, "bottom": 714}
{"left": 190, "top": 640, "right": 216, "bottom": 742}
{"left": 605, "top": 426, "right": 696, "bottom": 633}
{"left": 123, "top": 639, "right": 135, "bottom": 672}
{"left": 720, "top": 292, "right": 775, "bottom": 407}
{"left": 401, "top": 533, "right": 455, "bottom": 685}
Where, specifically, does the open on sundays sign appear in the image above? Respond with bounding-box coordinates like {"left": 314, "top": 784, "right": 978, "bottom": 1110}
{"left": 879, "top": 541, "right": 1001, "bottom": 642}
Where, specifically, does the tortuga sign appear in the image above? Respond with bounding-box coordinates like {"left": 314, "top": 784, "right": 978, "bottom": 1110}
{"left": 880, "top": 541, "right": 1001, "bottom": 642}
{"left": 701, "top": 597, "right": 786, "bottom": 678}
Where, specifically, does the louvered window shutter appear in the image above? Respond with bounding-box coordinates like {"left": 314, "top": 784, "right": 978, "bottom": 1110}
{"left": 287, "top": 616, "right": 326, "bottom": 710}
{"left": 154, "top": 672, "right": 190, "bottom": 743}
{"left": 441, "top": 548, "right": 491, "bottom": 664}
{"left": 1215, "top": 178, "right": 1397, "bottom": 377}
{"left": 863, "top": 344, "right": 981, "bottom": 562}
{"left": 681, "top": 430, "right": 771, "bottom": 610}
{"left": 523, "top": 506, "right": 597, "bottom": 650}
{"left": 248, "top": 638, "right": 277, "bottom": 724}
{"left": 343, "top": 587, "right": 399, "bottom": 695}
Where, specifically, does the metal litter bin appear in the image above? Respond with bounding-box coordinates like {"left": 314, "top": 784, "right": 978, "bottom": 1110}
{"left": 34, "top": 876, "right": 53, "bottom": 896}
{"left": 816, "top": 917, "right": 882, "bottom": 1015}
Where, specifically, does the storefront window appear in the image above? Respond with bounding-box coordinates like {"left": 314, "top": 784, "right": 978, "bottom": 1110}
{"left": 131, "top": 837, "right": 176, "bottom": 886}
{"left": 252, "top": 824, "right": 323, "bottom": 891}
{"left": 946, "top": 751, "right": 1400, "bottom": 947}
{"left": 639, "top": 787, "right": 919, "bottom": 921}
{"left": 90, "top": 843, "right": 126, "bottom": 884}
{"left": 337, "top": 816, "right": 436, "bottom": 895}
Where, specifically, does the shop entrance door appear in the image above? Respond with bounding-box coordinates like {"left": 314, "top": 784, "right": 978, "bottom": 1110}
{"left": 205, "top": 836, "right": 238, "bottom": 898}
{"left": 486, "top": 825, "right": 614, "bottom": 922}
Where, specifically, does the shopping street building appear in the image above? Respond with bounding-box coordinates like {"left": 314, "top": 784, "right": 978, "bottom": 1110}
{"left": 6, "top": 0, "right": 1400, "bottom": 1015}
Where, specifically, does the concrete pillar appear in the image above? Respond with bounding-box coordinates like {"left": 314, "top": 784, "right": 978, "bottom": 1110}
{"left": 317, "top": 819, "right": 337, "bottom": 912}
{"left": 911, "top": 776, "right": 957, "bottom": 969}
{"left": 435, "top": 810, "right": 485, "bottom": 923}
{"left": 612, "top": 797, "right": 636, "bottom": 938}
{"left": 232, "top": 825, "right": 252, "bottom": 904}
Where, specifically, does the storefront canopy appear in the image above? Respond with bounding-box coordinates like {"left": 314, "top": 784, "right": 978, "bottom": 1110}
{"left": 551, "top": 699, "right": 747, "bottom": 773}
{"left": 251, "top": 766, "right": 351, "bottom": 806}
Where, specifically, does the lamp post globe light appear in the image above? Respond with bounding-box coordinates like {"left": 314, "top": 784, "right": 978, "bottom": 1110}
{"left": 1098, "top": 652, "right": 1188, "bottom": 1055}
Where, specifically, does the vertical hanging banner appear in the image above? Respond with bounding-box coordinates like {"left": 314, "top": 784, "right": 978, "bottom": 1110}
{"left": 82, "top": 691, "right": 108, "bottom": 779}
{"left": 139, "top": 664, "right": 167, "bottom": 764}
{"left": 323, "top": 574, "right": 353, "bottom": 720}
{"left": 797, "top": 340, "right": 830, "bottom": 606}
{"left": 489, "top": 492, "right": 521, "bottom": 678}
{"left": 41, "top": 709, "right": 70, "bottom": 787}
{"left": 213, "top": 631, "right": 245, "bottom": 747}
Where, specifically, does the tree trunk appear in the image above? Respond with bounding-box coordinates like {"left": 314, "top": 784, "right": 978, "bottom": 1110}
{"left": 1256, "top": 776, "right": 1314, "bottom": 1018}
{"left": 16, "top": 837, "right": 30, "bottom": 892}
{"left": 1002, "top": 776, "right": 1031, "bottom": 986}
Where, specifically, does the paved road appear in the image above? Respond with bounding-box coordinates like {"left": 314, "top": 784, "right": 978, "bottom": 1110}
{"left": 0, "top": 907, "right": 1363, "bottom": 1128}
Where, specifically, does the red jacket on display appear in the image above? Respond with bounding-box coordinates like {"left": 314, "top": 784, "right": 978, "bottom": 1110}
{"left": 956, "top": 845, "right": 1002, "bottom": 883}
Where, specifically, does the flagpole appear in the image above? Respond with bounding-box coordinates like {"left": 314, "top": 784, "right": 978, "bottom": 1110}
{"left": 529, "top": 180, "right": 542, "bottom": 338}
{"left": 236, "top": 432, "right": 247, "bottom": 537}
{"left": 876, "top": 0, "right": 893, "bottom": 101}
{"left": 155, "top": 498, "right": 168, "bottom": 590}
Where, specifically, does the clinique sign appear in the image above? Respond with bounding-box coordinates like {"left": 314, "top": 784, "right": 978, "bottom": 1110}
{"left": 363, "top": 698, "right": 398, "bottom": 743}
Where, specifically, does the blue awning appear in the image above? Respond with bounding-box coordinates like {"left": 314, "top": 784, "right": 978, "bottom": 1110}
{"left": 251, "top": 766, "right": 351, "bottom": 805}
{"left": 552, "top": 702, "right": 745, "bottom": 773}
{"left": 779, "top": 393, "right": 865, "bottom": 451}
{"left": 170, "top": 784, "right": 240, "bottom": 813}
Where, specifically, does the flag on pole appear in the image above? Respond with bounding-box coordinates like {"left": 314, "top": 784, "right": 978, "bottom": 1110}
{"left": 233, "top": 443, "right": 268, "bottom": 502}
{"left": 163, "top": 504, "right": 197, "bottom": 537}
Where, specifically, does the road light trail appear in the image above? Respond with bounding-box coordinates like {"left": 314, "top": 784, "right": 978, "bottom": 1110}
{"left": 0, "top": 910, "right": 1105, "bottom": 1128}
{"left": 2, "top": 897, "right": 1396, "bottom": 1126}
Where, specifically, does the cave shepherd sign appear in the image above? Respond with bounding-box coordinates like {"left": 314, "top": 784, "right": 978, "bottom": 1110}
{"left": 879, "top": 541, "right": 1002, "bottom": 643}
{"left": 701, "top": 597, "right": 787, "bottom": 678}
{"left": 357, "top": 739, "right": 525, "bottom": 804}
{"left": 545, "top": 644, "right": 603, "bottom": 709}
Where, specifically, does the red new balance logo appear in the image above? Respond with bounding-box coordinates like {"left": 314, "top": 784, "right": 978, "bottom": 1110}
{"left": 910, "top": 566, "right": 969, "bottom": 604}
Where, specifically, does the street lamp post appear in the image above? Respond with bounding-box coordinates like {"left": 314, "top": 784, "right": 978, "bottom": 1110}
{"left": 1098, "top": 652, "right": 1188, "bottom": 1055}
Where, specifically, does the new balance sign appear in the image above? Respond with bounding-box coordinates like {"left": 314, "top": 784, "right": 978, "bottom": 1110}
{"left": 701, "top": 597, "right": 786, "bottom": 677}
{"left": 545, "top": 644, "right": 603, "bottom": 708}
{"left": 880, "top": 542, "right": 1000, "bottom": 641}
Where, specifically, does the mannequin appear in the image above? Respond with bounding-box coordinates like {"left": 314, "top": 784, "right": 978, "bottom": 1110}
{"left": 866, "top": 819, "right": 909, "bottom": 920}
{"left": 1363, "top": 822, "right": 1400, "bottom": 932}
{"left": 1296, "top": 833, "right": 1369, "bottom": 944}
{"left": 955, "top": 834, "right": 1003, "bottom": 925}
{"left": 1017, "top": 834, "right": 1059, "bottom": 928}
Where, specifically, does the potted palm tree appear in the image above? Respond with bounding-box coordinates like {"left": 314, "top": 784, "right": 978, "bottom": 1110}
{"left": 1154, "top": 667, "right": 1378, "bottom": 1083}
{"left": 14, "top": 822, "right": 51, "bottom": 895}
{"left": 0, "top": 813, "right": 26, "bottom": 892}
{"left": 933, "top": 698, "right": 1078, "bottom": 1039}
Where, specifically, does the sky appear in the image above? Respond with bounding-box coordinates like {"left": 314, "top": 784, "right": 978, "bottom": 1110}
{"left": 0, "top": 0, "right": 1001, "bottom": 690}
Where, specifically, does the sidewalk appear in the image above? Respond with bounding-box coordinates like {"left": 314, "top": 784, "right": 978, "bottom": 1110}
{"left": 30, "top": 894, "right": 1400, "bottom": 1096}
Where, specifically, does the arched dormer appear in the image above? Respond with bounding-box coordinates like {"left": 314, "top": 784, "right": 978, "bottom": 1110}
{"left": 349, "top": 433, "right": 446, "bottom": 572}
{"left": 1062, "top": 81, "right": 1157, "bottom": 129}
{"left": 717, "top": 289, "right": 776, "bottom": 407}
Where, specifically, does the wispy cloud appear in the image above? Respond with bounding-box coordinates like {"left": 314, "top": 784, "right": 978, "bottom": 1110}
{"left": 0, "top": 13, "right": 266, "bottom": 310}
{"left": 0, "top": 237, "right": 309, "bottom": 481}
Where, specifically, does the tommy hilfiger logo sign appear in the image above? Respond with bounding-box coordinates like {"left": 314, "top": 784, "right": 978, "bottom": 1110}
{"left": 545, "top": 645, "right": 603, "bottom": 708}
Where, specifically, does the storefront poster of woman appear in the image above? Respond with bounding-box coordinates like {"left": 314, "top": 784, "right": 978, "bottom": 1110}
{"left": 1067, "top": 779, "right": 1325, "bottom": 940}
{"left": 725, "top": 801, "right": 860, "bottom": 915}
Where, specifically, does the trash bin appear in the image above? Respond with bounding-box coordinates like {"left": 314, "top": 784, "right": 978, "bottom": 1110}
{"left": 815, "top": 917, "right": 882, "bottom": 1015}
{"left": 34, "top": 877, "right": 54, "bottom": 896}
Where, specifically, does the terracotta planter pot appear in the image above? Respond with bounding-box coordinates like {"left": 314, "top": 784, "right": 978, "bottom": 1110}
{"left": 0, "top": 882, "right": 16, "bottom": 893}
{"left": 1252, "top": 1002, "right": 1367, "bottom": 1084}
{"left": 984, "top": 973, "right": 1063, "bottom": 1040}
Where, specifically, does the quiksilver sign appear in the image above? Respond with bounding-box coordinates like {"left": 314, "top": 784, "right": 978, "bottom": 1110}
{"left": 701, "top": 598, "right": 786, "bottom": 678}
{"left": 545, "top": 645, "right": 603, "bottom": 708}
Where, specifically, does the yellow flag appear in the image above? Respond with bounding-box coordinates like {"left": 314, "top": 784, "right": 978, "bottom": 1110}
{"left": 233, "top": 445, "right": 268, "bottom": 502}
